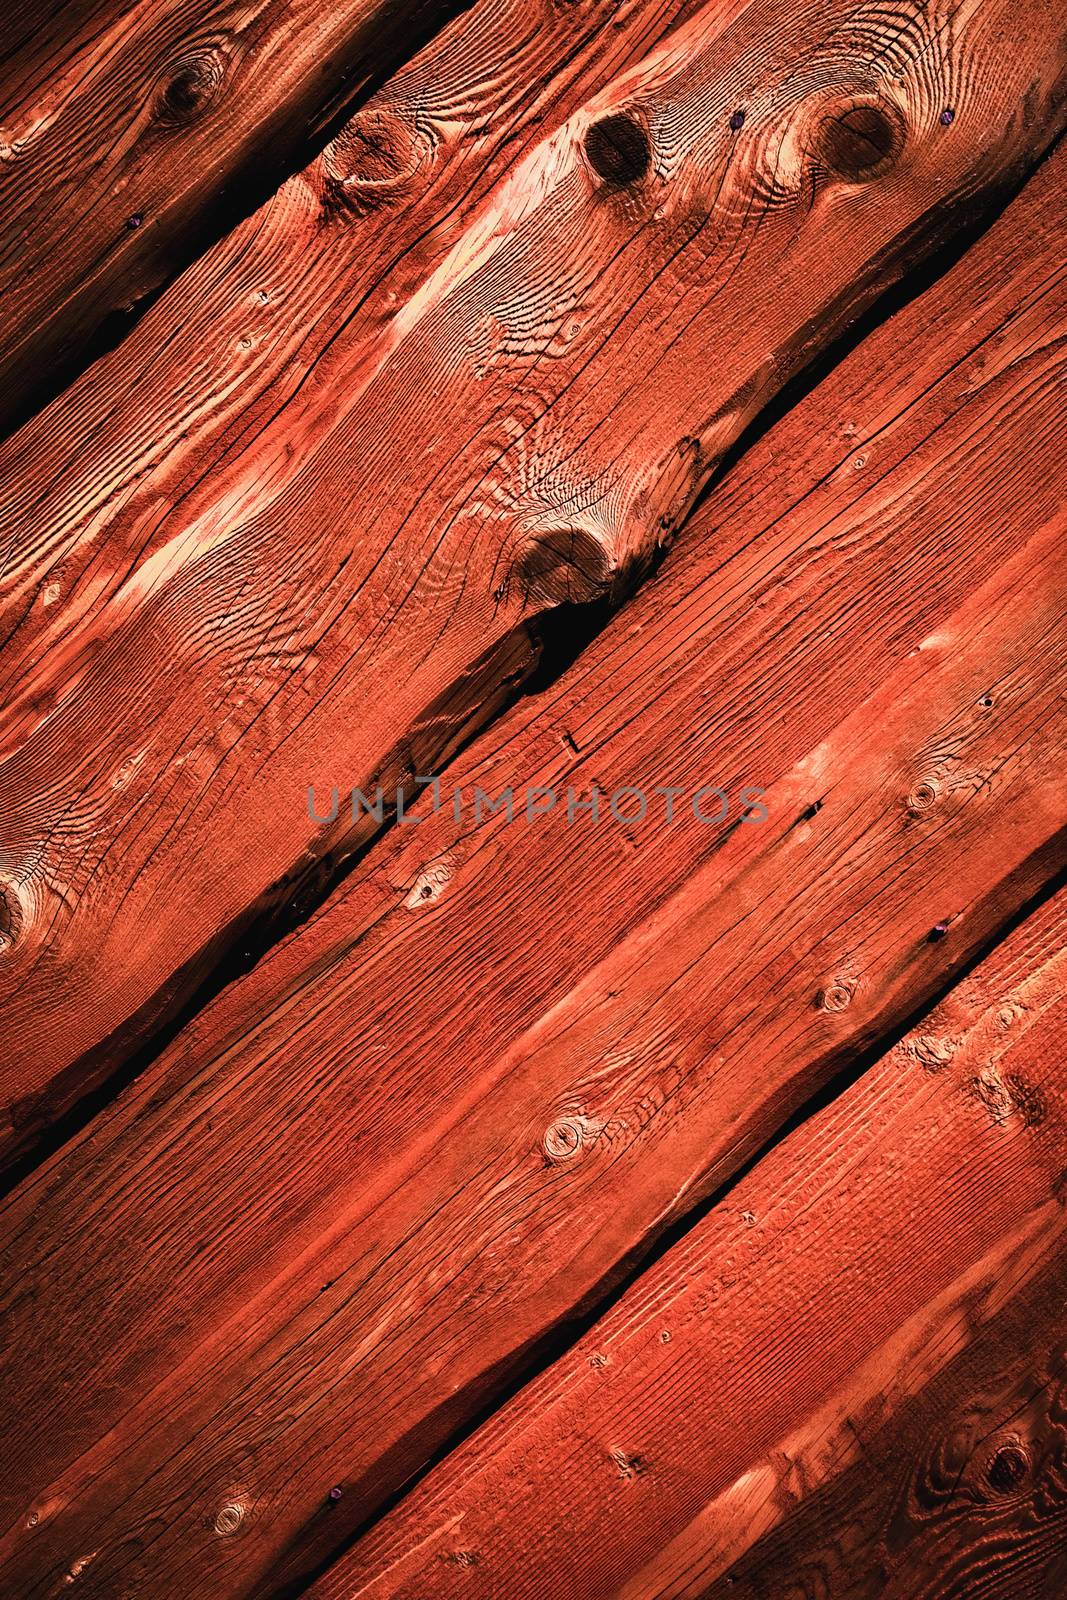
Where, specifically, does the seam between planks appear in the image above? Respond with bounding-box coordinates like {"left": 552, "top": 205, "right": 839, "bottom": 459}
{"left": 3, "top": 133, "right": 1062, "bottom": 1203}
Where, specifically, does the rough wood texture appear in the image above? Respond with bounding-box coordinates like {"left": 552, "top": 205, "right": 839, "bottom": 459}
{"left": 1, "top": 0, "right": 1064, "bottom": 1171}
{"left": 0, "top": 0, "right": 473, "bottom": 433}
{"left": 0, "top": 0, "right": 704, "bottom": 1165}
{"left": 1, "top": 138, "right": 1064, "bottom": 1599}
{"left": 322, "top": 890, "right": 1067, "bottom": 1600}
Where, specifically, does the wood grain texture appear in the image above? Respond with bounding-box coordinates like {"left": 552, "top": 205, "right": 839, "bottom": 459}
{"left": 1, "top": 139, "right": 1064, "bottom": 1600}
{"left": 1, "top": 0, "right": 1064, "bottom": 1169}
{"left": 0, "top": 0, "right": 474, "bottom": 432}
{"left": 320, "top": 891, "right": 1067, "bottom": 1600}
{"left": 0, "top": 0, "right": 705, "bottom": 1163}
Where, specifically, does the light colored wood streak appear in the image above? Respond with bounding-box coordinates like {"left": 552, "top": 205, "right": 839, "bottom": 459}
{"left": 321, "top": 893, "right": 1067, "bottom": 1600}
{"left": 0, "top": 144, "right": 1064, "bottom": 1600}
{"left": 0, "top": 0, "right": 1063, "bottom": 1166}
{"left": 0, "top": 0, "right": 475, "bottom": 431}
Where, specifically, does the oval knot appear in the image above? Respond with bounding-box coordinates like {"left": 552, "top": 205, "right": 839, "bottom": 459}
{"left": 510, "top": 526, "right": 618, "bottom": 608}
{"left": 543, "top": 1116, "right": 586, "bottom": 1163}
{"left": 818, "top": 976, "right": 855, "bottom": 1013}
{"left": 815, "top": 98, "right": 906, "bottom": 182}
{"left": 322, "top": 109, "right": 425, "bottom": 215}
{"left": 155, "top": 50, "right": 226, "bottom": 125}
{"left": 585, "top": 112, "right": 652, "bottom": 185}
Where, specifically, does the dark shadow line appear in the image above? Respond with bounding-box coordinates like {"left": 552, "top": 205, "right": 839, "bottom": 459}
{"left": 0, "top": 0, "right": 479, "bottom": 446}
{"left": 3, "top": 128, "right": 1062, "bottom": 1205}
{"left": 273, "top": 855, "right": 1067, "bottom": 1600}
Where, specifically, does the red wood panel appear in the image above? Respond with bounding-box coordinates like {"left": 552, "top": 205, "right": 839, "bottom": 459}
{"left": 0, "top": 0, "right": 472, "bottom": 431}
{"left": 0, "top": 144, "right": 1064, "bottom": 1598}
{"left": 1, "top": 0, "right": 1064, "bottom": 1171}
{"left": 319, "top": 891, "right": 1067, "bottom": 1599}
{"left": 0, "top": 0, "right": 703, "bottom": 1163}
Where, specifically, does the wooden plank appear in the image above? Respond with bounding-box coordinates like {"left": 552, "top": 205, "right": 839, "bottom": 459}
{"left": 0, "top": 0, "right": 473, "bottom": 433}
{"left": 0, "top": 0, "right": 706, "bottom": 1162}
{"left": 0, "top": 143, "right": 1064, "bottom": 1600}
{"left": 320, "top": 891, "right": 1067, "bottom": 1600}
{"left": 2, "top": 0, "right": 1064, "bottom": 1170}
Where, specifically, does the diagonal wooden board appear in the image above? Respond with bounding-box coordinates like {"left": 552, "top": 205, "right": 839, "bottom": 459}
{"left": 0, "top": 139, "right": 1063, "bottom": 1600}
{"left": 0, "top": 0, "right": 719, "bottom": 1163}
{"left": 1, "top": 0, "right": 1065, "bottom": 1171}
{"left": 0, "top": 0, "right": 700, "bottom": 761}
{"left": 0, "top": 0, "right": 708, "bottom": 1163}
{"left": 317, "top": 894, "right": 1067, "bottom": 1600}
{"left": 0, "top": 0, "right": 477, "bottom": 433}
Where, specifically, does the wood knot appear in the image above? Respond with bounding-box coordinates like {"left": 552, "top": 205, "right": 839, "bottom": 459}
{"left": 913, "top": 1034, "right": 954, "bottom": 1073}
{"left": 404, "top": 857, "right": 455, "bottom": 910}
{"left": 584, "top": 112, "right": 651, "bottom": 185}
{"left": 1006, "top": 1073, "right": 1046, "bottom": 1128}
{"left": 610, "top": 1448, "right": 649, "bottom": 1479}
{"left": 213, "top": 1500, "right": 246, "bottom": 1537}
{"left": 969, "top": 1068, "right": 1043, "bottom": 1127}
{"left": 155, "top": 50, "right": 226, "bottom": 125}
{"left": 64, "top": 1552, "right": 99, "bottom": 1583}
{"left": 322, "top": 110, "right": 425, "bottom": 215}
{"left": 815, "top": 99, "right": 905, "bottom": 183}
{"left": 986, "top": 1440, "right": 1030, "bottom": 1494}
{"left": 0, "top": 879, "right": 24, "bottom": 954}
{"left": 906, "top": 777, "right": 940, "bottom": 817}
{"left": 817, "top": 976, "right": 855, "bottom": 1013}
{"left": 510, "top": 527, "right": 618, "bottom": 608}
{"left": 543, "top": 1116, "right": 586, "bottom": 1163}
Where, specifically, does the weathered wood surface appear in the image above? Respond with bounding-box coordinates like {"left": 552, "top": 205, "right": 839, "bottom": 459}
{"left": 0, "top": 0, "right": 473, "bottom": 433}
{"left": 2, "top": 0, "right": 1064, "bottom": 1172}
{"left": 322, "top": 890, "right": 1067, "bottom": 1600}
{"left": 0, "top": 0, "right": 704, "bottom": 1164}
{"left": 1, "top": 140, "right": 1064, "bottom": 1599}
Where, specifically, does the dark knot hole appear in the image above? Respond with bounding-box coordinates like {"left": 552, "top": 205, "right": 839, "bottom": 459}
{"left": 156, "top": 53, "right": 222, "bottom": 124}
{"left": 585, "top": 112, "right": 652, "bottom": 185}
{"left": 818, "top": 101, "right": 905, "bottom": 181}
{"left": 987, "top": 1443, "right": 1030, "bottom": 1494}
